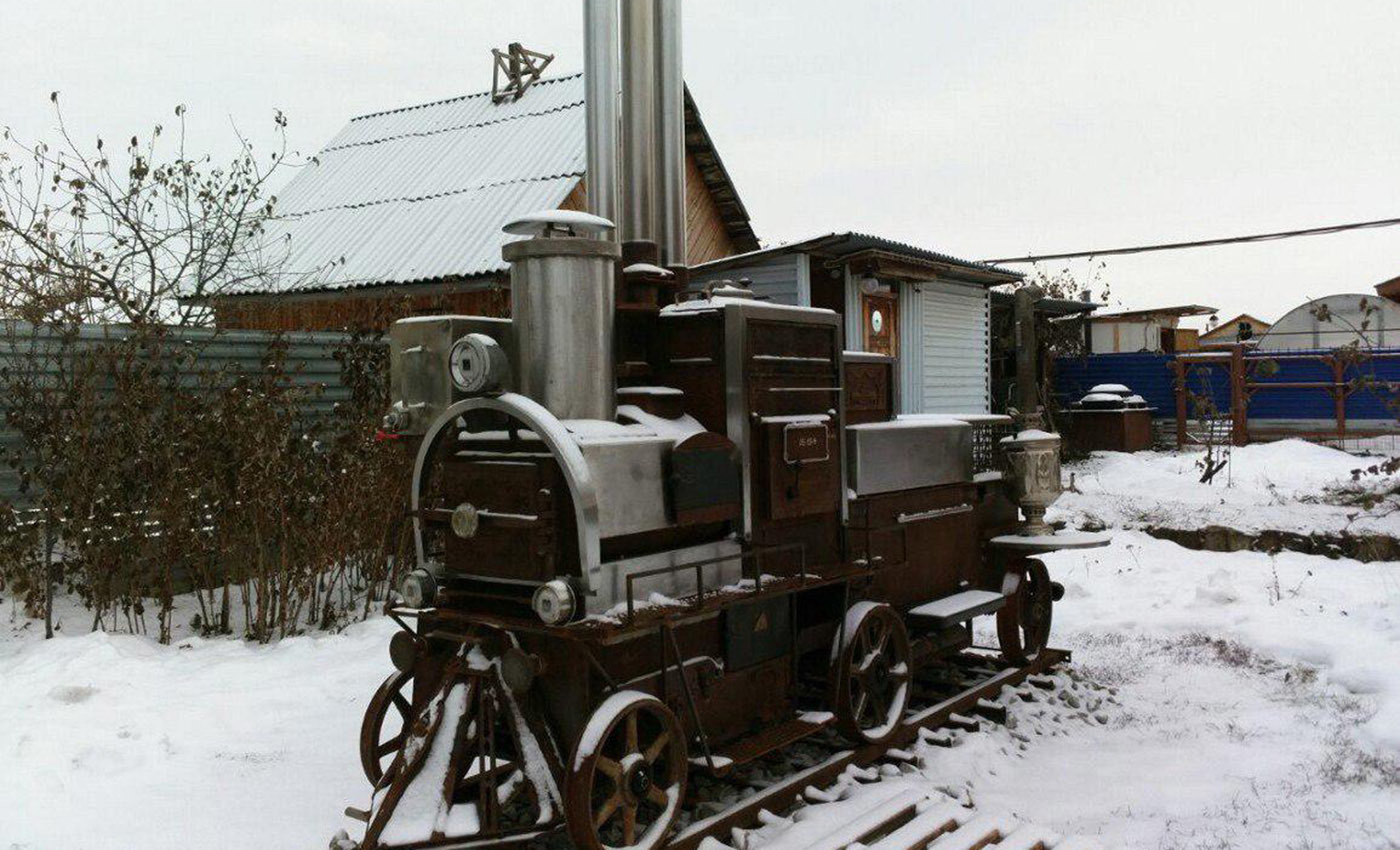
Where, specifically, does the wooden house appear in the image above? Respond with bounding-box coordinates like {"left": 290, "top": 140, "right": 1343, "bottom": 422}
{"left": 201, "top": 72, "right": 758, "bottom": 331}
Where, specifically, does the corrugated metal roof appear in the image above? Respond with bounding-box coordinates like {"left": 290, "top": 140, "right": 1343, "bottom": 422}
{"left": 240, "top": 74, "right": 589, "bottom": 294}
{"left": 692, "top": 232, "right": 1022, "bottom": 284}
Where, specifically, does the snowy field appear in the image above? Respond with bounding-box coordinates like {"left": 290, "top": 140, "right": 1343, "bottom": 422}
{"left": 3, "top": 440, "right": 1399, "bottom": 849}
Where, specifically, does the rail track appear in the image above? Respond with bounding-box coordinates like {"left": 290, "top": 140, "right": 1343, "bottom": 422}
{"left": 529, "top": 646, "right": 1113, "bottom": 850}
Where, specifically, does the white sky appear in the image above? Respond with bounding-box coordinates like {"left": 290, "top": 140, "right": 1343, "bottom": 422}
{"left": 2, "top": 1, "right": 1397, "bottom": 327}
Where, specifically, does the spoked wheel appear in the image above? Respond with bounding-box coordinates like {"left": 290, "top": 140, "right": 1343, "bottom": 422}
{"left": 565, "top": 691, "right": 687, "bottom": 850}
{"left": 830, "top": 602, "right": 912, "bottom": 745}
{"left": 997, "top": 558, "right": 1054, "bottom": 665}
{"left": 359, "top": 668, "right": 414, "bottom": 785}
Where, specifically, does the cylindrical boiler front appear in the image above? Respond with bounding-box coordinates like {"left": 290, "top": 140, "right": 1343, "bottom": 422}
{"left": 502, "top": 234, "right": 621, "bottom": 421}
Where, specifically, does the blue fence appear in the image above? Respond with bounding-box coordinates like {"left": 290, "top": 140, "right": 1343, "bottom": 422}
{"left": 1055, "top": 348, "right": 1400, "bottom": 427}
{"left": 1053, "top": 353, "right": 1178, "bottom": 415}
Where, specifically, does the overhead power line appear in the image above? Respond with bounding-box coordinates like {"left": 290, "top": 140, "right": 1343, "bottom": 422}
{"left": 982, "top": 215, "right": 1400, "bottom": 265}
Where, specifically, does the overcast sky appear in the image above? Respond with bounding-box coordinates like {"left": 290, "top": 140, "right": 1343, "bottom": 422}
{"left": 3, "top": 1, "right": 1397, "bottom": 326}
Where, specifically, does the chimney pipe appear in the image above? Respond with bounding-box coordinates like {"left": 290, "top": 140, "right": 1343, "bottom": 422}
{"left": 583, "top": 0, "right": 620, "bottom": 225}
{"left": 655, "top": 0, "right": 686, "bottom": 267}
{"left": 620, "top": 0, "right": 658, "bottom": 246}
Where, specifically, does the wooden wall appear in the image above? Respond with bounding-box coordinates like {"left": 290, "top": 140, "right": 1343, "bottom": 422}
{"left": 214, "top": 284, "right": 510, "bottom": 332}
{"left": 685, "top": 152, "right": 738, "bottom": 265}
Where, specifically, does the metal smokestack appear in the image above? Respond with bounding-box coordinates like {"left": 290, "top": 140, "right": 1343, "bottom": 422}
{"left": 584, "top": 0, "right": 619, "bottom": 224}
{"left": 620, "top": 0, "right": 658, "bottom": 246}
{"left": 655, "top": 0, "right": 686, "bottom": 266}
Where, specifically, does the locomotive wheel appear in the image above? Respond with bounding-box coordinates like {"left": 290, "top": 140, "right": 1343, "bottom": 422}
{"left": 359, "top": 668, "right": 414, "bottom": 785}
{"left": 997, "top": 558, "right": 1054, "bottom": 665}
{"left": 565, "top": 691, "right": 687, "bottom": 850}
{"left": 830, "top": 602, "right": 912, "bottom": 745}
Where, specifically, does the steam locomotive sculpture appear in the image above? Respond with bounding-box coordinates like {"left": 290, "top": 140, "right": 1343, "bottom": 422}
{"left": 339, "top": 209, "right": 1082, "bottom": 850}
{"left": 331, "top": 3, "right": 1104, "bottom": 848}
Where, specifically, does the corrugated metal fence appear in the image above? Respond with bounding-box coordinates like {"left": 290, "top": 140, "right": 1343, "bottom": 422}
{"left": 1054, "top": 353, "right": 1180, "bottom": 414}
{"left": 1055, "top": 348, "right": 1400, "bottom": 437}
{"left": 0, "top": 322, "right": 372, "bottom": 505}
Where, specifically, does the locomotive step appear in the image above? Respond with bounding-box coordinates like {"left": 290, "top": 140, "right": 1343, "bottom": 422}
{"left": 698, "top": 711, "right": 836, "bottom": 774}
{"left": 906, "top": 590, "right": 1008, "bottom": 630}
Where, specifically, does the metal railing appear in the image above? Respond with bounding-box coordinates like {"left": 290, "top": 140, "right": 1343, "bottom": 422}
{"left": 623, "top": 541, "right": 807, "bottom": 619}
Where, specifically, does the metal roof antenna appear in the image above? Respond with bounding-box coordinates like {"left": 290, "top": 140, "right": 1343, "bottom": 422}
{"left": 491, "top": 42, "right": 555, "bottom": 104}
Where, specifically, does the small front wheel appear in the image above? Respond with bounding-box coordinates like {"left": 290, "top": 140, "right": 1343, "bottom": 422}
{"left": 565, "top": 691, "right": 687, "bottom": 850}
{"left": 359, "top": 668, "right": 414, "bottom": 785}
{"left": 997, "top": 558, "right": 1054, "bottom": 664}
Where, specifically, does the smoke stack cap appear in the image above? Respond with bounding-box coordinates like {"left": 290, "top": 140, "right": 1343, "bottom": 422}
{"left": 503, "top": 210, "right": 615, "bottom": 238}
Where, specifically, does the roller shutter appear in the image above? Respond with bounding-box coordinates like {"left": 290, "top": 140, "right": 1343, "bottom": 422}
{"left": 918, "top": 282, "right": 989, "bottom": 414}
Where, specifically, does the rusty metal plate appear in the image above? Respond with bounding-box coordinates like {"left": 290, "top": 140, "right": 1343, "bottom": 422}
{"left": 782, "top": 422, "right": 830, "bottom": 464}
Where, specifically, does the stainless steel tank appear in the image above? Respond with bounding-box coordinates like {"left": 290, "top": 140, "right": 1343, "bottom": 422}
{"left": 501, "top": 211, "right": 621, "bottom": 421}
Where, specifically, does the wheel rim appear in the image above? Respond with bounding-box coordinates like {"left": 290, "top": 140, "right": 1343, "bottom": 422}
{"left": 566, "top": 693, "right": 687, "bottom": 850}
{"left": 832, "top": 603, "right": 911, "bottom": 744}
{"left": 359, "top": 668, "right": 414, "bottom": 785}
{"left": 997, "top": 559, "right": 1054, "bottom": 665}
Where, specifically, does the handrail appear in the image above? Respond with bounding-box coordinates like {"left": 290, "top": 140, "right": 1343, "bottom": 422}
{"left": 623, "top": 542, "right": 807, "bottom": 620}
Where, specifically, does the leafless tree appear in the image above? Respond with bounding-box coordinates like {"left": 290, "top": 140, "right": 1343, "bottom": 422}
{"left": 0, "top": 95, "right": 316, "bottom": 326}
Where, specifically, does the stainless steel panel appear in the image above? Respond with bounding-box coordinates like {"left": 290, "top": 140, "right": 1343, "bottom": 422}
{"left": 655, "top": 0, "right": 686, "bottom": 266}
{"left": 503, "top": 236, "right": 620, "bottom": 421}
{"left": 845, "top": 420, "right": 973, "bottom": 496}
{"left": 584, "top": 0, "right": 619, "bottom": 226}
{"left": 585, "top": 538, "right": 743, "bottom": 616}
{"left": 388, "top": 315, "right": 514, "bottom": 434}
{"left": 620, "top": 0, "right": 658, "bottom": 244}
{"left": 576, "top": 435, "right": 672, "bottom": 538}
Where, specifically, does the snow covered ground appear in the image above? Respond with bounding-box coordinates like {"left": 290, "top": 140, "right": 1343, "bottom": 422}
{"left": 1053, "top": 439, "right": 1400, "bottom": 539}
{"left": 0, "top": 614, "right": 396, "bottom": 850}
{"left": 3, "top": 440, "right": 1398, "bottom": 849}
{"left": 959, "top": 531, "right": 1400, "bottom": 848}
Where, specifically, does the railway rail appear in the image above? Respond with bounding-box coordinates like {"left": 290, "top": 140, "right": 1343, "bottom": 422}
{"left": 664, "top": 647, "right": 1068, "bottom": 850}
{"left": 476, "top": 646, "right": 1101, "bottom": 850}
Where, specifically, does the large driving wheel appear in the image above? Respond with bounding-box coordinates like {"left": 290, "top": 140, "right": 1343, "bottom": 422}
{"left": 565, "top": 691, "right": 687, "bottom": 850}
{"left": 997, "top": 558, "right": 1054, "bottom": 665}
{"left": 359, "top": 668, "right": 414, "bottom": 785}
{"left": 830, "top": 602, "right": 912, "bottom": 745}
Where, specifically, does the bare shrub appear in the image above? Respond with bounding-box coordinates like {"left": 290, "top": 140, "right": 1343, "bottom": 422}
{"left": 0, "top": 100, "right": 405, "bottom": 642}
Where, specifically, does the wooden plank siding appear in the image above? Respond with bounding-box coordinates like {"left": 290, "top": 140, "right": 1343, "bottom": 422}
{"left": 685, "top": 152, "right": 737, "bottom": 265}
{"left": 213, "top": 285, "right": 510, "bottom": 332}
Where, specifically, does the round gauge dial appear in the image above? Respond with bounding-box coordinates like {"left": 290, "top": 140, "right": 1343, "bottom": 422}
{"left": 449, "top": 333, "right": 509, "bottom": 394}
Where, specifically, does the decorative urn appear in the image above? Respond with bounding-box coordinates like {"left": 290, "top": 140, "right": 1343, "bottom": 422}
{"left": 1000, "top": 428, "right": 1063, "bottom": 536}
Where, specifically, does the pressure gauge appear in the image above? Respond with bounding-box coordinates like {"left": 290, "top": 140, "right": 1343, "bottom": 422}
{"left": 449, "top": 333, "right": 509, "bottom": 394}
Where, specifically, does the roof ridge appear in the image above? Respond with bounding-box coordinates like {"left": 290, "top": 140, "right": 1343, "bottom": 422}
{"left": 327, "top": 97, "right": 583, "bottom": 153}
{"left": 275, "top": 171, "right": 584, "bottom": 219}
{"left": 350, "top": 71, "right": 584, "bottom": 123}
